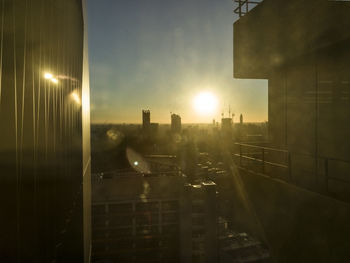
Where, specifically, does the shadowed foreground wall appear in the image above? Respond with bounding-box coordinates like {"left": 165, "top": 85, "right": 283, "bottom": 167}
{"left": 229, "top": 168, "right": 350, "bottom": 263}
{"left": 0, "top": 0, "right": 91, "bottom": 262}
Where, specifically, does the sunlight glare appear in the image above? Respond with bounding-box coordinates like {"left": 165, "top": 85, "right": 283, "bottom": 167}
{"left": 193, "top": 91, "right": 218, "bottom": 115}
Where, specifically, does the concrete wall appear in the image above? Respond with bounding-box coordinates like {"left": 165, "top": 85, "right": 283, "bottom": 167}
{"left": 234, "top": 0, "right": 350, "bottom": 195}
{"left": 229, "top": 168, "right": 350, "bottom": 263}
{"left": 233, "top": 0, "right": 350, "bottom": 79}
{"left": 267, "top": 42, "right": 350, "bottom": 194}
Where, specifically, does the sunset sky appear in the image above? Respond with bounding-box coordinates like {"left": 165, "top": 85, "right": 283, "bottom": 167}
{"left": 87, "top": 0, "right": 268, "bottom": 124}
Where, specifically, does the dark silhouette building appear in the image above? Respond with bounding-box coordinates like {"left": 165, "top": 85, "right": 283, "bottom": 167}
{"left": 171, "top": 114, "right": 182, "bottom": 133}
{"left": 0, "top": 1, "right": 91, "bottom": 262}
{"left": 92, "top": 173, "right": 184, "bottom": 263}
{"left": 142, "top": 110, "right": 151, "bottom": 130}
{"left": 92, "top": 174, "right": 217, "bottom": 263}
{"left": 180, "top": 182, "right": 217, "bottom": 263}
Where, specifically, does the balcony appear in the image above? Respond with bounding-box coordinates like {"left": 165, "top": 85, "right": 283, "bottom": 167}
{"left": 233, "top": 0, "right": 264, "bottom": 18}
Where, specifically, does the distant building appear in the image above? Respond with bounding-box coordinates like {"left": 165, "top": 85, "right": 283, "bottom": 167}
{"left": 240, "top": 114, "right": 243, "bottom": 125}
{"left": 171, "top": 114, "right": 182, "bottom": 133}
{"left": 142, "top": 110, "right": 151, "bottom": 130}
{"left": 221, "top": 118, "right": 233, "bottom": 137}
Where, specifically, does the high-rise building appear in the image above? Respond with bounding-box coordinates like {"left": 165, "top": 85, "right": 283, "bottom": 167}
{"left": 142, "top": 110, "right": 151, "bottom": 130}
{"left": 0, "top": 1, "right": 91, "bottom": 262}
{"left": 171, "top": 114, "right": 182, "bottom": 133}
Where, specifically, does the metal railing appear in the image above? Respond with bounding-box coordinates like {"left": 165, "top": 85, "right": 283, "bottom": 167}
{"left": 233, "top": 143, "right": 291, "bottom": 181}
{"left": 234, "top": 0, "right": 350, "bottom": 18}
{"left": 233, "top": 0, "right": 264, "bottom": 17}
{"left": 233, "top": 142, "right": 350, "bottom": 202}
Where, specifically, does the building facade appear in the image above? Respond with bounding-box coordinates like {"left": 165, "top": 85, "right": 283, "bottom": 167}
{"left": 233, "top": 1, "right": 350, "bottom": 262}
{"left": 234, "top": 0, "right": 350, "bottom": 196}
{"left": 92, "top": 174, "right": 218, "bottom": 263}
{"left": 0, "top": 0, "right": 91, "bottom": 262}
{"left": 180, "top": 182, "right": 217, "bottom": 263}
{"left": 171, "top": 114, "right": 181, "bottom": 133}
{"left": 92, "top": 174, "right": 185, "bottom": 263}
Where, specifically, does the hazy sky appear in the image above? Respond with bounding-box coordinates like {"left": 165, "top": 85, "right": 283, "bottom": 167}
{"left": 87, "top": 0, "right": 267, "bottom": 124}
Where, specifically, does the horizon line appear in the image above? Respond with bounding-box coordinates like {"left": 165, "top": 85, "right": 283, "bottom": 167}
{"left": 91, "top": 121, "right": 268, "bottom": 125}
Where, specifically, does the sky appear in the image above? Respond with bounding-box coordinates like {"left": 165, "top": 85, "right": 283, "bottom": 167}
{"left": 87, "top": 0, "right": 268, "bottom": 124}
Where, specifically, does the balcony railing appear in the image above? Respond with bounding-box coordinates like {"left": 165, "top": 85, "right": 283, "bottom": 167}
{"left": 233, "top": 0, "right": 264, "bottom": 17}
{"left": 233, "top": 142, "right": 350, "bottom": 202}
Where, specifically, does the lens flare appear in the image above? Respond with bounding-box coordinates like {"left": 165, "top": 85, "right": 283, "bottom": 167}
{"left": 71, "top": 91, "right": 81, "bottom": 105}
{"left": 44, "top": 72, "right": 53, "bottom": 79}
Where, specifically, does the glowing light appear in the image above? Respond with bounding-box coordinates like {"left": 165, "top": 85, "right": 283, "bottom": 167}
{"left": 134, "top": 161, "right": 139, "bottom": 166}
{"left": 44, "top": 72, "right": 53, "bottom": 79}
{"left": 193, "top": 91, "right": 218, "bottom": 115}
{"left": 70, "top": 91, "right": 81, "bottom": 105}
{"left": 44, "top": 72, "right": 58, "bottom": 84}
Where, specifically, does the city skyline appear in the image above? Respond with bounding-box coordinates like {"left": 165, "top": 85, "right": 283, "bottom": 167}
{"left": 87, "top": 0, "right": 268, "bottom": 124}
{"left": 1, "top": 1, "right": 350, "bottom": 263}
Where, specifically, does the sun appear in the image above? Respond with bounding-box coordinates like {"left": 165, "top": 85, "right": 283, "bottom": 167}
{"left": 193, "top": 91, "right": 218, "bottom": 115}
